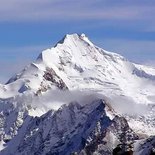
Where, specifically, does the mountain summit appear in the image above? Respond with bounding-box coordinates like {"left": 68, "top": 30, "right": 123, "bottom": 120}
{"left": 0, "top": 34, "right": 155, "bottom": 154}
{"left": 2, "top": 34, "right": 155, "bottom": 104}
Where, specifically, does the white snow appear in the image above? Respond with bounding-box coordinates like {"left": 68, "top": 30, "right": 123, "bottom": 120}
{"left": 1, "top": 33, "right": 155, "bottom": 105}
{"left": 0, "top": 33, "right": 155, "bottom": 149}
{"left": 0, "top": 141, "right": 5, "bottom": 151}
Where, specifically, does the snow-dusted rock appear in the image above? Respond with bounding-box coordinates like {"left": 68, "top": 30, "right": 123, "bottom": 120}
{"left": 1, "top": 99, "right": 138, "bottom": 155}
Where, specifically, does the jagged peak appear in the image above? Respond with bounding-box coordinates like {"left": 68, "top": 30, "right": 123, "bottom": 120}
{"left": 37, "top": 33, "right": 97, "bottom": 66}
{"left": 54, "top": 33, "right": 78, "bottom": 47}
{"left": 38, "top": 33, "right": 120, "bottom": 64}
{"left": 54, "top": 33, "right": 94, "bottom": 47}
{"left": 37, "top": 33, "right": 127, "bottom": 65}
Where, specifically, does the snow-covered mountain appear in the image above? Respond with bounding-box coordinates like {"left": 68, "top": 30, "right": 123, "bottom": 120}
{"left": 0, "top": 33, "right": 155, "bottom": 154}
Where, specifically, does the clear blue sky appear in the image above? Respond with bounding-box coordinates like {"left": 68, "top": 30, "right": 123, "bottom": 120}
{"left": 0, "top": 0, "right": 155, "bottom": 83}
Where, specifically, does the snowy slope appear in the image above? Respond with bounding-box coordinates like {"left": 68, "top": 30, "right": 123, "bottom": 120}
{"left": 0, "top": 34, "right": 153, "bottom": 100}
{"left": 0, "top": 33, "right": 155, "bottom": 154}
{"left": 1, "top": 33, "right": 155, "bottom": 104}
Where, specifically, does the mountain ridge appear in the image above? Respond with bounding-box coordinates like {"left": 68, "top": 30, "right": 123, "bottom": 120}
{"left": 0, "top": 33, "right": 155, "bottom": 154}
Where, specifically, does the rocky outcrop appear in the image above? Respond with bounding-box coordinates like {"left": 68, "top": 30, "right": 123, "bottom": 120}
{"left": 1, "top": 99, "right": 139, "bottom": 155}
{"left": 43, "top": 67, "right": 68, "bottom": 90}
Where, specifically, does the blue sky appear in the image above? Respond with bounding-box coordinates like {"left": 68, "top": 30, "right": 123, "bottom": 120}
{"left": 0, "top": 0, "right": 155, "bottom": 83}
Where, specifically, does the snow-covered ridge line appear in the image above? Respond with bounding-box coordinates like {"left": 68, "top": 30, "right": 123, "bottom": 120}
{"left": 0, "top": 33, "right": 155, "bottom": 102}
{"left": 54, "top": 33, "right": 94, "bottom": 47}
{"left": 54, "top": 33, "right": 124, "bottom": 60}
{"left": 1, "top": 99, "right": 139, "bottom": 155}
{"left": 0, "top": 33, "right": 155, "bottom": 154}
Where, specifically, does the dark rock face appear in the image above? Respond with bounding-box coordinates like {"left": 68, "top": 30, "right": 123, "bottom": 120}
{"left": 13, "top": 100, "right": 107, "bottom": 155}
{"left": 79, "top": 115, "right": 138, "bottom": 155}
{"left": 0, "top": 95, "right": 141, "bottom": 155}
{"left": 35, "top": 67, "right": 68, "bottom": 95}
{"left": 113, "top": 146, "right": 133, "bottom": 155}
{"left": 110, "top": 116, "right": 139, "bottom": 150}
{"left": 1, "top": 99, "right": 139, "bottom": 155}
{"left": 43, "top": 67, "right": 68, "bottom": 90}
